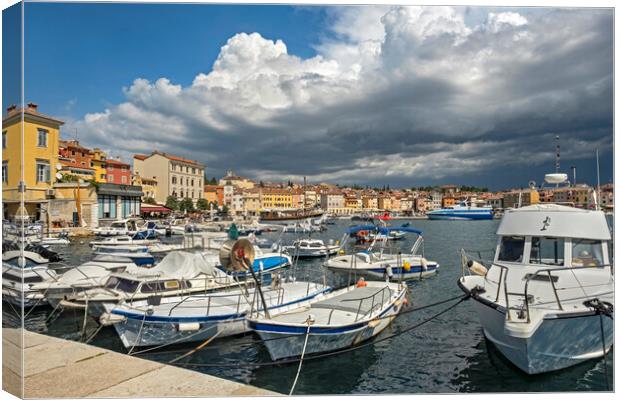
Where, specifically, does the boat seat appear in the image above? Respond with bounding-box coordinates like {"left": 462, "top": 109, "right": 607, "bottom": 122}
{"left": 311, "top": 286, "right": 392, "bottom": 315}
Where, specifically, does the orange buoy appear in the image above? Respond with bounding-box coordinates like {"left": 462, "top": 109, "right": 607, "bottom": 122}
{"left": 356, "top": 277, "right": 368, "bottom": 288}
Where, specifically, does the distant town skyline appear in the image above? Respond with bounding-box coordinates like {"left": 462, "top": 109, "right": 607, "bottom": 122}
{"left": 3, "top": 2, "right": 613, "bottom": 190}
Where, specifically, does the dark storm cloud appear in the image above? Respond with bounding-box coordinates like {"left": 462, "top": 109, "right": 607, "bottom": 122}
{"left": 71, "top": 6, "right": 613, "bottom": 189}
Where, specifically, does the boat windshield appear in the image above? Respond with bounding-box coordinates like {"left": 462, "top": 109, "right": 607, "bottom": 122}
{"left": 497, "top": 236, "right": 525, "bottom": 263}
{"left": 571, "top": 239, "right": 604, "bottom": 267}
{"left": 530, "top": 237, "right": 564, "bottom": 266}
{"left": 105, "top": 276, "right": 140, "bottom": 293}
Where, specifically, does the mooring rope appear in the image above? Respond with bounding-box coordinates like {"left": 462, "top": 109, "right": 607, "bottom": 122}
{"left": 167, "top": 294, "right": 469, "bottom": 369}
{"left": 130, "top": 293, "right": 467, "bottom": 357}
{"left": 289, "top": 318, "right": 313, "bottom": 395}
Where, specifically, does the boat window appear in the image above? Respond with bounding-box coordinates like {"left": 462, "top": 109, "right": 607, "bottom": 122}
{"left": 530, "top": 237, "right": 564, "bottom": 266}
{"left": 141, "top": 280, "right": 182, "bottom": 293}
{"left": 498, "top": 236, "right": 525, "bottom": 262}
{"left": 571, "top": 239, "right": 604, "bottom": 267}
{"left": 105, "top": 277, "right": 139, "bottom": 293}
{"left": 2, "top": 272, "right": 44, "bottom": 283}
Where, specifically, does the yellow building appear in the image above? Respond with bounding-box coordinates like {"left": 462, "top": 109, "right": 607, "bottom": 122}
{"left": 2, "top": 103, "right": 62, "bottom": 221}
{"left": 132, "top": 173, "right": 158, "bottom": 201}
{"left": 260, "top": 188, "right": 293, "bottom": 209}
{"left": 90, "top": 148, "right": 108, "bottom": 183}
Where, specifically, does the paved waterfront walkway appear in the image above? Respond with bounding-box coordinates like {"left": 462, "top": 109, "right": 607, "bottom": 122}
{"left": 2, "top": 328, "right": 280, "bottom": 398}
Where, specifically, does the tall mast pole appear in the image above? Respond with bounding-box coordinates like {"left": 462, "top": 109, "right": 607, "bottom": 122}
{"left": 555, "top": 135, "right": 560, "bottom": 188}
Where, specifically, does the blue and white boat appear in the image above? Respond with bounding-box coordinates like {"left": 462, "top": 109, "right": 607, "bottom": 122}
{"left": 427, "top": 201, "right": 493, "bottom": 220}
{"left": 93, "top": 245, "right": 155, "bottom": 266}
{"left": 325, "top": 226, "right": 439, "bottom": 281}
{"left": 217, "top": 250, "right": 292, "bottom": 279}
{"left": 248, "top": 281, "right": 407, "bottom": 360}
{"left": 102, "top": 280, "right": 331, "bottom": 348}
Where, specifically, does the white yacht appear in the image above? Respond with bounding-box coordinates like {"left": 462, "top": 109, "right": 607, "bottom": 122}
{"left": 30, "top": 255, "right": 139, "bottom": 308}
{"left": 284, "top": 239, "right": 340, "bottom": 258}
{"left": 92, "top": 218, "right": 143, "bottom": 237}
{"left": 2, "top": 263, "right": 59, "bottom": 307}
{"left": 458, "top": 203, "right": 613, "bottom": 374}
{"left": 63, "top": 251, "right": 237, "bottom": 317}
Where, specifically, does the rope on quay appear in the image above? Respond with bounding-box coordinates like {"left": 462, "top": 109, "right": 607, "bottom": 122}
{"left": 166, "top": 293, "right": 471, "bottom": 369}
{"left": 132, "top": 292, "right": 467, "bottom": 357}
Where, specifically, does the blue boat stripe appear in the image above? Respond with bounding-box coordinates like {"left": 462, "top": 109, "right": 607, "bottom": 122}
{"left": 111, "top": 287, "right": 332, "bottom": 323}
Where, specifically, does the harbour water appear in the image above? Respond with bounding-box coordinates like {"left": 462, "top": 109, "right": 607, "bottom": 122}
{"left": 4, "top": 219, "right": 613, "bottom": 394}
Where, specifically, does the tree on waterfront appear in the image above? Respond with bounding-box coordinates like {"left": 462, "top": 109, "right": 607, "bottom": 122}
{"left": 143, "top": 197, "right": 156, "bottom": 205}
{"left": 179, "top": 198, "right": 195, "bottom": 213}
{"left": 165, "top": 195, "right": 179, "bottom": 211}
{"left": 196, "top": 198, "right": 209, "bottom": 210}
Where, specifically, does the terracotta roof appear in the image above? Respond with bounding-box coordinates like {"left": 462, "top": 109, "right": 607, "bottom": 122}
{"left": 153, "top": 151, "right": 205, "bottom": 168}
{"left": 106, "top": 159, "right": 130, "bottom": 167}
{"left": 133, "top": 154, "right": 148, "bottom": 161}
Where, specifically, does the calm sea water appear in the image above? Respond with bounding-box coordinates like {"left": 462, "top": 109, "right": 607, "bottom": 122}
{"left": 4, "top": 219, "right": 614, "bottom": 394}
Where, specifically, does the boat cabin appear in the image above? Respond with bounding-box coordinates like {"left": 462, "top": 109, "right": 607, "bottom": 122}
{"left": 494, "top": 204, "right": 611, "bottom": 268}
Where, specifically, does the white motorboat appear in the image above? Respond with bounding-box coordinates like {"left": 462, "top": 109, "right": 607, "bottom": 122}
{"left": 102, "top": 279, "right": 331, "bottom": 348}
{"left": 30, "top": 255, "right": 139, "bottom": 308}
{"left": 2, "top": 263, "right": 58, "bottom": 307}
{"left": 325, "top": 226, "right": 439, "bottom": 281}
{"left": 90, "top": 231, "right": 159, "bottom": 248}
{"left": 284, "top": 239, "right": 340, "bottom": 258}
{"left": 248, "top": 281, "right": 407, "bottom": 360}
{"left": 3, "top": 250, "right": 52, "bottom": 268}
{"left": 458, "top": 203, "right": 613, "bottom": 374}
{"left": 93, "top": 245, "right": 155, "bottom": 266}
{"left": 93, "top": 218, "right": 143, "bottom": 237}
{"left": 64, "top": 251, "right": 237, "bottom": 317}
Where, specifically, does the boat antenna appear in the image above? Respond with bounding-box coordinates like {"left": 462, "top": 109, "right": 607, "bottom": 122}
{"left": 555, "top": 135, "right": 560, "bottom": 173}
{"left": 596, "top": 148, "right": 601, "bottom": 211}
{"left": 555, "top": 135, "right": 561, "bottom": 188}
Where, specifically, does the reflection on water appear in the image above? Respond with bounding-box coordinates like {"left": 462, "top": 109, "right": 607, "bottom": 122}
{"left": 3, "top": 218, "right": 613, "bottom": 394}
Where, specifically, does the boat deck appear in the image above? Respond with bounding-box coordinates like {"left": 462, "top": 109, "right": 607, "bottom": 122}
{"left": 270, "top": 286, "right": 393, "bottom": 325}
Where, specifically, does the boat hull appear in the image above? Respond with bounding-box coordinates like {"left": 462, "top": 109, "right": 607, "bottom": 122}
{"left": 106, "top": 284, "right": 331, "bottom": 348}
{"left": 427, "top": 212, "right": 492, "bottom": 220}
{"left": 467, "top": 292, "right": 614, "bottom": 374}
{"left": 326, "top": 259, "right": 439, "bottom": 281}
{"left": 250, "top": 288, "right": 406, "bottom": 360}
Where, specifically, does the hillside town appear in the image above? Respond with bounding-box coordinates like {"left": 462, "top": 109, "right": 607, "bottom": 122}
{"left": 2, "top": 103, "right": 613, "bottom": 229}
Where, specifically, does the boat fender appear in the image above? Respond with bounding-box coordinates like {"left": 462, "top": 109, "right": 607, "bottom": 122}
{"left": 177, "top": 322, "right": 201, "bottom": 332}
{"left": 338, "top": 249, "right": 345, "bottom": 255}
{"left": 467, "top": 260, "right": 488, "bottom": 276}
{"left": 403, "top": 262, "right": 411, "bottom": 271}
{"left": 421, "top": 259, "right": 428, "bottom": 271}
{"left": 99, "top": 312, "right": 126, "bottom": 326}
{"left": 385, "top": 266, "right": 394, "bottom": 279}
{"left": 402, "top": 298, "right": 409, "bottom": 307}
{"left": 356, "top": 277, "right": 368, "bottom": 288}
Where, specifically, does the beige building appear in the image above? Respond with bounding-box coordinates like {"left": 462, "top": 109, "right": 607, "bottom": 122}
{"left": 219, "top": 170, "right": 255, "bottom": 190}
{"left": 133, "top": 151, "right": 205, "bottom": 205}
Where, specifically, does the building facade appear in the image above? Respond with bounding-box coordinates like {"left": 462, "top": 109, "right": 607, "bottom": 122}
{"left": 105, "top": 158, "right": 131, "bottom": 185}
{"left": 2, "top": 103, "right": 62, "bottom": 222}
{"left": 133, "top": 151, "right": 205, "bottom": 205}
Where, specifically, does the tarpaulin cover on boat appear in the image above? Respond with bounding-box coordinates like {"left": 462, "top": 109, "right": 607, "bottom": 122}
{"left": 148, "top": 251, "right": 225, "bottom": 278}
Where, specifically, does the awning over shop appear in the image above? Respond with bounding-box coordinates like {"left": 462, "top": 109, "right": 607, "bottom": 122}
{"left": 141, "top": 205, "right": 172, "bottom": 213}
{"left": 97, "top": 183, "right": 143, "bottom": 197}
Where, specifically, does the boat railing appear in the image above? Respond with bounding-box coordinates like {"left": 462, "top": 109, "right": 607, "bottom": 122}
{"left": 462, "top": 248, "right": 613, "bottom": 322}
{"left": 342, "top": 286, "right": 392, "bottom": 322}
{"left": 522, "top": 264, "right": 614, "bottom": 323}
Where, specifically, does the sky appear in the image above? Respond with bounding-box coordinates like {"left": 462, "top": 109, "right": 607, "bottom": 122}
{"left": 2, "top": 2, "right": 614, "bottom": 190}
